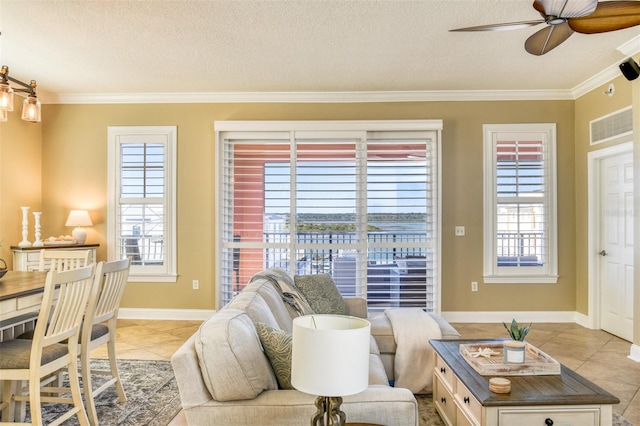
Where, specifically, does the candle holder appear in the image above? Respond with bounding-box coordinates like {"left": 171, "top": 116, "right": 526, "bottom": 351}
{"left": 33, "top": 212, "right": 43, "bottom": 247}
{"left": 18, "top": 206, "right": 32, "bottom": 248}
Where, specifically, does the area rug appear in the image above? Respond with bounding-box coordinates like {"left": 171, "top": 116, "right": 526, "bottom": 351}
{"left": 416, "top": 395, "right": 634, "bottom": 426}
{"left": 24, "top": 359, "right": 181, "bottom": 426}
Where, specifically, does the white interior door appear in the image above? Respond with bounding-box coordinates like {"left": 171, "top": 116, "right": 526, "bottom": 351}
{"left": 599, "top": 152, "right": 634, "bottom": 341}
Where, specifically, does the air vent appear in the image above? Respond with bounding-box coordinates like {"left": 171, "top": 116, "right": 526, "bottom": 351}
{"left": 590, "top": 106, "right": 633, "bottom": 145}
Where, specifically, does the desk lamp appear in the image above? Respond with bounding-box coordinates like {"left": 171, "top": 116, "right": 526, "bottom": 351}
{"left": 291, "top": 314, "right": 370, "bottom": 426}
{"left": 65, "top": 210, "right": 93, "bottom": 244}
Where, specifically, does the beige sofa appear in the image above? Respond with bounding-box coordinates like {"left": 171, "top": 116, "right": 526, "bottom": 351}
{"left": 171, "top": 269, "right": 459, "bottom": 426}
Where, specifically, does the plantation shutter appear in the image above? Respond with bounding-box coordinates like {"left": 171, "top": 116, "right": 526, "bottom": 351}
{"left": 483, "top": 124, "right": 558, "bottom": 283}
{"left": 217, "top": 121, "right": 442, "bottom": 313}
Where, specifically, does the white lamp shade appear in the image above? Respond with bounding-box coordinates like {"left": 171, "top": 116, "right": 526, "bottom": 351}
{"left": 291, "top": 315, "right": 370, "bottom": 397}
{"left": 65, "top": 210, "right": 93, "bottom": 227}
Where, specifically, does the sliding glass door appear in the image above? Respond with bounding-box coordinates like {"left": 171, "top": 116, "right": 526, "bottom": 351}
{"left": 216, "top": 121, "right": 442, "bottom": 313}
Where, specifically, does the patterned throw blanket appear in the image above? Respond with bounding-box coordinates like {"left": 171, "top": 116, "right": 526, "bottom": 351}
{"left": 385, "top": 308, "right": 442, "bottom": 394}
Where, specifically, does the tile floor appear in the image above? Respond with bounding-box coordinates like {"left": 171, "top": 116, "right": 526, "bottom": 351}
{"left": 102, "top": 319, "right": 640, "bottom": 425}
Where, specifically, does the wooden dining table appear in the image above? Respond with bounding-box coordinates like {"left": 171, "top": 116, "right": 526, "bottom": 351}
{"left": 0, "top": 271, "right": 48, "bottom": 340}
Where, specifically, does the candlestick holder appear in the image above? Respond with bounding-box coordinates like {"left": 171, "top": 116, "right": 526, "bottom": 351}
{"left": 33, "top": 211, "right": 43, "bottom": 247}
{"left": 18, "top": 206, "right": 32, "bottom": 248}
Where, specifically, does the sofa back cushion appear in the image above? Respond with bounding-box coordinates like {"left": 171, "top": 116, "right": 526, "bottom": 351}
{"left": 242, "top": 279, "right": 295, "bottom": 332}
{"left": 226, "top": 289, "right": 285, "bottom": 331}
{"left": 195, "top": 309, "right": 278, "bottom": 401}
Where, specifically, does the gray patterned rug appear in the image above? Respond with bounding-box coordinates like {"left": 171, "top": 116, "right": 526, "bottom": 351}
{"left": 25, "top": 359, "right": 633, "bottom": 426}
{"left": 416, "top": 395, "right": 634, "bottom": 426}
{"left": 25, "top": 359, "right": 181, "bottom": 426}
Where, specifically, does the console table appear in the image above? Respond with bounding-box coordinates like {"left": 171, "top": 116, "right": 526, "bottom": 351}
{"left": 11, "top": 244, "right": 99, "bottom": 271}
{"left": 430, "top": 339, "right": 619, "bottom": 426}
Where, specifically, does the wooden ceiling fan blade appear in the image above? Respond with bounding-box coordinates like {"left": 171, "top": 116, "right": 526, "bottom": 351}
{"left": 525, "top": 23, "right": 574, "bottom": 55}
{"left": 568, "top": 1, "right": 640, "bottom": 33}
{"left": 534, "top": 0, "right": 598, "bottom": 18}
{"left": 450, "top": 20, "right": 544, "bottom": 32}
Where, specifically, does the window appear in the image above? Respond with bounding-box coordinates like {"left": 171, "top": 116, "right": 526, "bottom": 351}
{"left": 483, "top": 123, "right": 558, "bottom": 283}
{"left": 107, "top": 126, "right": 177, "bottom": 282}
{"left": 216, "top": 120, "right": 442, "bottom": 313}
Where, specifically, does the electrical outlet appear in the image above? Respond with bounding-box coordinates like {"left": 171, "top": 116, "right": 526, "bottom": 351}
{"left": 455, "top": 226, "right": 465, "bottom": 236}
{"left": 471, "top": 281, "right": 478, "bottom": 292}
{"left": 192, "top": 280, "right": 199, "bottom": 290}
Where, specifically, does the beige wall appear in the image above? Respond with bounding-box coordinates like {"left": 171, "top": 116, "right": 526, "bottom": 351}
{"left": 0, "top": 108, "right": 42, "bottom": 262}
{"left": 16, "top": 100, "right": 575, "bottom": 313}
{"left": 574, "top": 75, "right": 635, "bottom": 315}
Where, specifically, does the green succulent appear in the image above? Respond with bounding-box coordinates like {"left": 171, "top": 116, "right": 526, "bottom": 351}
{"left": 503, "top": 319, "right": 531, "bottom": 341}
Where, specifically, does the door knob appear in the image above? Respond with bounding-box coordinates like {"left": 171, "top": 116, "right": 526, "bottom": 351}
{"left": 599, "top": 250, "right": 607, "bottom": 256}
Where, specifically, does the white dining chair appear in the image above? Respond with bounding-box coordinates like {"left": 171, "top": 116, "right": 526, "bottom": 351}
{"left": 0, "top": 265, "right": 95, "bottom": 426}
{"left": 80, "top": 258, "right": 131, "bottom": 426}
{"left": 38, "top": 249, "right": 91, "bottom": 272}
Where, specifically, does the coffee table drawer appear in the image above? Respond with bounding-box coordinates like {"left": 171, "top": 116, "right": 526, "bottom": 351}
{"left": 456, "top": 377, "right": 482, "bottom": 424}
{"left": 434, "top": 375, "right": 456, "bottom": 426}
{"left": 435, "top": 354, "right": 455, "bottom": 388}
{"left": 498, "top": 407, "right": 600, "bottom": 426}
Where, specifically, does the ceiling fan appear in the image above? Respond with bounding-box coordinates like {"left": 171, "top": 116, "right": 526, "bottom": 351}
{"left": 451, "top": 0, "right": 640, "bottom": 55}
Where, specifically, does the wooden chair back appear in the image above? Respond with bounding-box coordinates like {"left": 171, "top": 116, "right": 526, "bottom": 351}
{"left": 85, "top": 258, "right": 130, "bottom": 329}
{"left": 34, "top": 265, "right": 95, "bottom": 361}
{"left": 38, "top": 249, "right": 91, "bottom": 272}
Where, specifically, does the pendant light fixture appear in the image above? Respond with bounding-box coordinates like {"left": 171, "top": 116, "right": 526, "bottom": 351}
{"left": 0, "top": 65, "right": 41, "bottom": 123}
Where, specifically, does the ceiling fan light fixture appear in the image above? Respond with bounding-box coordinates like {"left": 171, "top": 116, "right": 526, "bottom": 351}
{"left": 537, "top": 0, "right": 598, "bottom": 18}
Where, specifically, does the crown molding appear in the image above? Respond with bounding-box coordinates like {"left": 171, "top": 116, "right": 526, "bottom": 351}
{"left": 41, "top": 89, "right": 575, "bottom": 105}
{"left": 618, "top": 34, "right": 640, "bottom": 57}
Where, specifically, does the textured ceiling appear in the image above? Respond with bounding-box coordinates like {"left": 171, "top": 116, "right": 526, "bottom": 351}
{"left": 1, "top": 0, "right": 639, "bottom": 101}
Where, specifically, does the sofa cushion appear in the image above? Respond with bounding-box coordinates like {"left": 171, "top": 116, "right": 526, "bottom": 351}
{"left": 255, "top": 322, "right": 294, "bottom": 390}
{"left": 293, "top": 273, "right": 348, "bottom": 315}
{"left": 250, "top": 269, "right": 315, "bottom": 316}
{"left": 226, "top": 291, "right": 282, "bottom": 331}
{"left": 369, "top": 353, "right": 390, "bottom": 386}
{"left": 195, "top": 309, "right": 278, "bottom": 401}
{"left": 242, "top": 279, "right": 295, "bottom": 332}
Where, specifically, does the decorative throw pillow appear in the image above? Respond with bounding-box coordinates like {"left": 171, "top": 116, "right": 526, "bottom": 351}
{"left": 255, "top": 322, "right": 294, "bottom": 390}
{"left": 293, "top": 273, "right": 349, "bottom": 315}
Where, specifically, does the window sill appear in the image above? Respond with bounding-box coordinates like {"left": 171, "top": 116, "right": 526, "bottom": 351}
{"left": 128, "top": 274, "right": 178, "bottom": 283}
{"left": 483, "top": 275, "right": 558, "bottom": 284}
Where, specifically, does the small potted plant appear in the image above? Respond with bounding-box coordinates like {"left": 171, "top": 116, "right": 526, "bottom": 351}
{"left": 502, "top": 319, "right": 531, "bottom": 363}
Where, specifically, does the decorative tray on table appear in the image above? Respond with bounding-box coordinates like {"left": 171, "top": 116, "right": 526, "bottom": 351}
{"left": 459, "top": 342, "right": 561, "bottom": 376}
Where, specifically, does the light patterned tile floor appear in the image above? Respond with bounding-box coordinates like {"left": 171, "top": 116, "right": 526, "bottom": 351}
{"left": 105, "top": 320, "right": 640, "bottom": 425}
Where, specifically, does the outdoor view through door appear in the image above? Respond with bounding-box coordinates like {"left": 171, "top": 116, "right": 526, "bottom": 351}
{"left": 216, "top": 121, "right": 442, "bottom": 313}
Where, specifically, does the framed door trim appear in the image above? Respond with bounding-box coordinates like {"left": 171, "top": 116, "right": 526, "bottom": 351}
{"left": 586, "top": 141, "right": 633, "bottom": 329}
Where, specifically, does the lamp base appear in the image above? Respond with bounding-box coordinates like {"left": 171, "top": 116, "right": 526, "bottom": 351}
{"left": 72, "top": 227, "right": 87, "bottom": 245}
{"left": 311, "top": 396, "right": 345, "bottom": 426}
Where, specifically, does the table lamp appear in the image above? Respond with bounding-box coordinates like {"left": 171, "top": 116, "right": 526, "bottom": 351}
{"left": 291, "top": 314, "right": 370, "bottom": 426}
{"left": 65, "top": 210, "right": 93, "bottom": 244}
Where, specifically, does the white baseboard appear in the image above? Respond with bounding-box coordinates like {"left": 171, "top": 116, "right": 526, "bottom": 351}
{"left": 629, "top": 344, "right": 640, "bottom": 362}
{"left": 441, "top": 311, "right": 579, "bottom": 324}
{"left": 118, "top": 308, "right": 215, "bottom": 321}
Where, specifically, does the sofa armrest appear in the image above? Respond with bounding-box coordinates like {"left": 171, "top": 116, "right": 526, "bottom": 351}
{"left": 171, "top": 333, "right": 213, "bottom": 409}
{"left": 344, "top": 296, "right": 367, "bottom": 318}
{"left": 182, "top": 386, "right": 418, "bottom": 426}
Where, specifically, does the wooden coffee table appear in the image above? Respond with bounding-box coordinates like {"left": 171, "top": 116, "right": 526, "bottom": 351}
{"left": 430, "top": 339, "right": 620, "bottom": 426}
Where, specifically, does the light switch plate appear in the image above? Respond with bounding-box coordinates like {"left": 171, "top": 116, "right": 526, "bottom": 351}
{"left": 455, "top": 226, "right": 465, "bottom": 236}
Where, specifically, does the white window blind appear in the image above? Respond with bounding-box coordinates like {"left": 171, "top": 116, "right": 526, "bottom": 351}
{"left": 483, "top": 124, "right": 558, "bottom": 284}
{"left": 216, "top": 121, "right": 442, "bottom": 313}
{"left": 107, "top": 126, "right": 177, "bottom": 282}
